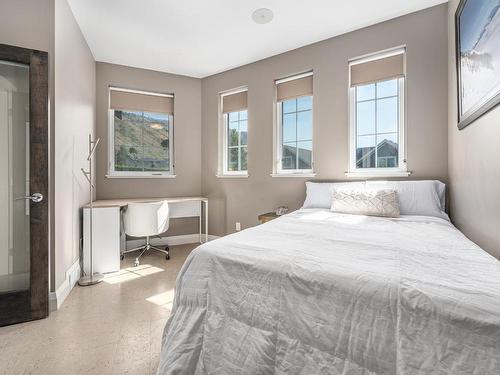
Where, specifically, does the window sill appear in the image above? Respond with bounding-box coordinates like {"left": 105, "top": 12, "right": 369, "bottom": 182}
{"left": 344, "top": 170, "right": 411, "bottom": 178}
{"left": 105, "top": 174, "right": 177, "bottom": 179}
{"left": 270, "top": 172, "right": 316, "bottom": 178}
{"left": 216, "top": 174, "right": 249, "bottom": 179}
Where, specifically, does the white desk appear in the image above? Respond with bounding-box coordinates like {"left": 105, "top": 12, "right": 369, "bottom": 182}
{"left": 82, "top": 196, "right": 208, "bottom": 274}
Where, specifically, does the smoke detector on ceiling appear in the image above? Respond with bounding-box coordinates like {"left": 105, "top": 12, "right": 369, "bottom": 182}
{"left": 252, "top": 8, "right": 274, "bottom": 24}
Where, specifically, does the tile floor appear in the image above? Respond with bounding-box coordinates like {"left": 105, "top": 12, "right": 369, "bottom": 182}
{"left": 0, "top": 243, "right": 196, "bottom": 375}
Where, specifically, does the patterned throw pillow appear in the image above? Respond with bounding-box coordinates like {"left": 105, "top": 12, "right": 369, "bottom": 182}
{"left": 331, "top": 189, "right": 400, "bottom": 218}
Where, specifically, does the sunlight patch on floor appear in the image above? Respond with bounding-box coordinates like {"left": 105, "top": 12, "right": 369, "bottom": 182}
{"left": 103, "top": 264, "right": 165, "bottom": 284}
{"left": 146, "top": 289, "right": 174, "bottom": 310}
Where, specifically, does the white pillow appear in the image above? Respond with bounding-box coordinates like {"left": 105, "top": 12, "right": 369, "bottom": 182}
{"left": 302, "top": 181, "right": 365, "bottom": 209}
{"left": 331, "top": 189, "right": 400, "bottom": 218}
{"left": 365, "top": 180, "right": 448, "bottom": 220}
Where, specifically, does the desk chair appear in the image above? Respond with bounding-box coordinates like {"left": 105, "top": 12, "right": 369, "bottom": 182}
{"left": 122, "top": 200, "right": 170, "bottom": 266}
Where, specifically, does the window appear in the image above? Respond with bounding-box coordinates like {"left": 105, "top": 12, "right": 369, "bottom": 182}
{"left": 348, "top": 48, "right": 408, "bottom": 177}
{"left": 218, "top": 88, "right": 248, "bottom": 177}
{"left": 108, "top": 87, "right": 174, "bottom": 177}
{"left": 225, "top": 110, "right": 248, "bottom": 172}
{"left": 274, "top": 72, "right": 314, "bottom": 176}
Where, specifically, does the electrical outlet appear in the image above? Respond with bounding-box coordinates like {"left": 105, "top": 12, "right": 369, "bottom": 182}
{"left": 235, "top": 222, "right": 241, "bottom": 231}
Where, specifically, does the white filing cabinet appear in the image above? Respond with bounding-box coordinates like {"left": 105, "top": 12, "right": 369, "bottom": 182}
{"left": 83, "top": 206, "right": 121, "bottom": 274}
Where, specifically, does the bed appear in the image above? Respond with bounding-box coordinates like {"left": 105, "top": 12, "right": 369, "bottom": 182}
{"left": 157, "top": 182, "right": 500, "bottom": 375}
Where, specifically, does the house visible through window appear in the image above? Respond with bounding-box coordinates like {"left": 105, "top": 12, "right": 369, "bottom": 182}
{"left": 281, "top": 96, "right": 312, "bottom": 170}
{"left": 348, "top": 48, "right": 407, "bottom": 176}
{"left": 108, "top": 88, "right": 174, "bottom": 177}
{"left": 355, "top": 79, "right": 399, "bottom": 168}
{"left": 275, "top": 72, "right": 313, "bottom": 175}
{"left": 219, "top": 88, "right": 248, "bottom": 176}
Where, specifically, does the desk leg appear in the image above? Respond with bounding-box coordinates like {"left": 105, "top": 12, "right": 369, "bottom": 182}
{"left": 199, "top": 201, "right": 202, "bottom": 244}
{"left": 205, "top": 200, "right": 208, "bottom": 243}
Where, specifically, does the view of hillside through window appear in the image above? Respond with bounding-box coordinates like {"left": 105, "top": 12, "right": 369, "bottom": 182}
{"left": 355, "top": 79, "right": 399, "bottom": 169}
{"left": 113, "top": 110, "right": 171, "bottom": 172}
{"left": 281, "top": 96, "right": 312, "bottom": 170}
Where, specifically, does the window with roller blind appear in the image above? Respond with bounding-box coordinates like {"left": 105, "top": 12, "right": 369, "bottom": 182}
{"left": 107, "top": 87, "right": 174, "bottom": 177}
{"left": 273, "top": 72, "right": 314, "bottom": 176}
{"left": 347, "top": 47, "right": 408, "bottom": 177}
{"left": 218, "top": 87, "right": 248, "bottom": 177}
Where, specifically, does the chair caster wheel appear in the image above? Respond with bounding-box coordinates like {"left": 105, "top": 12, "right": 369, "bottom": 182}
{"left": 120, "top": 254, "right": 124, "bottom": 261}
{"left": 134, "top": 259, "right": 139, "bottom": 267}
{"left": 165, "top": 254, "right": 170, "bottom": 260}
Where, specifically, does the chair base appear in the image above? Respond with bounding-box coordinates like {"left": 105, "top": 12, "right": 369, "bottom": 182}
{"left": 121, "top": 236, "right": 170, "bottom": 266}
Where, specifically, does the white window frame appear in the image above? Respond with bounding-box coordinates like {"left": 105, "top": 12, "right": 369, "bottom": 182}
{"left": 272, "top": 71, "right": 315, "bottom": 178}
{"left": 217, "top": 86, "right": 249, "bottom": 178}
{"left": 106, "top": 87, "right": 175, "bottom": 179}
{"left": 346, "top": 47, "right": 409, "bottom": 178}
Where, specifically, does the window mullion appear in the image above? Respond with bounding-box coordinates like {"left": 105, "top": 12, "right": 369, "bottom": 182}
{"left": 166, "top": 116, "right": 169, "bottom": 171}
{"left": 238, "top": 113, "right": 242, "bottom": 149}
{"left": 141, "top": 112, "right": 145, "bottom": 172}
{"left": 238, "top": 146, "right": 241, "bottom": 171}
{"left": 354, "top": 88, "right": 357, "bottom": 169}
{"left": 374, "top": 85, "right": 378, "bottom": 168}
{"left": 295, "top": 99, "right": 299, "bottom": 169}
{"left": 279, "top": 103, "right": 283, "bottom": 171}
{"left": 397, "top": 79, "right": 401, "bottom": 168}
{"left": 169, "top": 115, "right": 174, "bottom": 172}
{"left": 237, "top": 114, "right": 241, "bottom": 171}
{"left": 276, "top": 102, "right": 285, "bottom": 170}
{"left": 226, "top": 113, "right": 231, "bottom": 171}
{"left": 225, "top": 115, "right": 228, "bottom": 172}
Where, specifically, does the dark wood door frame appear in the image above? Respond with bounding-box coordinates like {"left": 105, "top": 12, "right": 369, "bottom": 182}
{"left": 0, "top": 44, "right": 49, "bottom": 326}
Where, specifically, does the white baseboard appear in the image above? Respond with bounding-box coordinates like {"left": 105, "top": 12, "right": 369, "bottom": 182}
{"left": 49, "top": 258, "right": 81, "bottom": 312}
{"left": 49, "top": 233, "right": 220, "bottom": 312}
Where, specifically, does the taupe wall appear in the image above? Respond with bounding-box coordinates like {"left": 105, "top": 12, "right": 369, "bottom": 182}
{"left": 0, "top": 1, "right": 54, "bottom": 63}
{"left": 447, "top": 1, "right": 500, "bottom": 259}
{"left": 0, "top": 0, "right": 55, "bottom": 122}
{"left": 0, "top": 0, "right": 99, "bottom": 290}
{"left": 201, "top": 4, "right": 449, "bottom": 236}
{"left": 54, "top": 0, "right": 96, "bottom": 289}
{"left": 0, "top": 0, "right": 56, "bottom": 290}
{"left": 95, "top": 63, "right": 202, "bottom": 235}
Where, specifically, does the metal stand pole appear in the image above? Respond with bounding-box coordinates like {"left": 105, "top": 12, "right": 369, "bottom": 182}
{"left": 79, "top": 134, "right": 103, "bottom": 286}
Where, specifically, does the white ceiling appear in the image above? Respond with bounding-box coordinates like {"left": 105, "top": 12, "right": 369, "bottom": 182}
{"left": 68, "top": 0, "right": 447, "bottom": 78}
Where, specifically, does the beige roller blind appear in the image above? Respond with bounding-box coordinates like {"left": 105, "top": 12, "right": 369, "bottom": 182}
{"left": 350, "top": 53, "right": 404, "bottom": 87}
{"left": 222, "top": 90, "right": 247, "bottom": 113}
{"left": 110, "top": 89, "right": 174, "bottom": 114}
{"left": 276, "top": 75, "right": 313, "bottom": 102}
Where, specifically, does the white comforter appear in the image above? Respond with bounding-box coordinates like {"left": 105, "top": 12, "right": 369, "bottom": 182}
{"left": 157, "top": 210, "right": 500, "bottom": 374}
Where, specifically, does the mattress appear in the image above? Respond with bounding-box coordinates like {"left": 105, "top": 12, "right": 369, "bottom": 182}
{"left": 157, "top": 209, "right": 500, "bottom": 374}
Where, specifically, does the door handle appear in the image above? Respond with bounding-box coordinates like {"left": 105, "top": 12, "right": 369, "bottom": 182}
{"left": 23, "top": 193, "right": 44, "bottom": 203}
